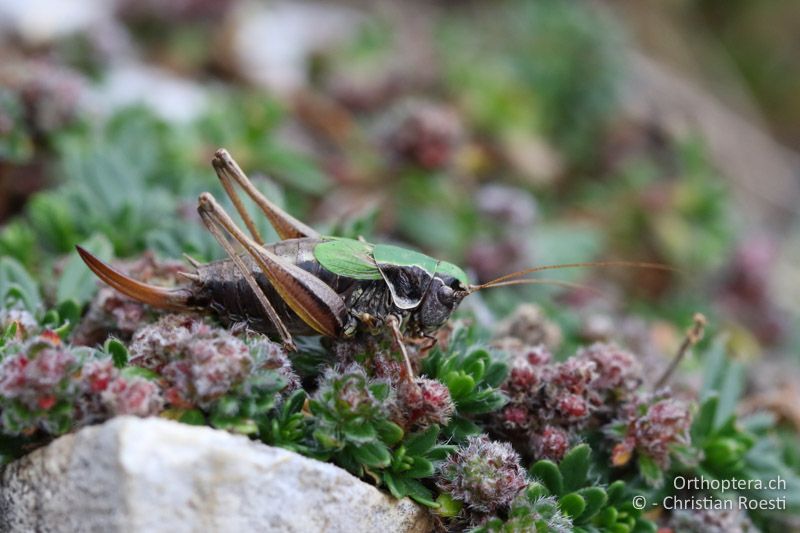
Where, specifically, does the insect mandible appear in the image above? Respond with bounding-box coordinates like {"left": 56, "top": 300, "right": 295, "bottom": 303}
{"left": 77, "top": 149, "right": 663, "bottom": 380}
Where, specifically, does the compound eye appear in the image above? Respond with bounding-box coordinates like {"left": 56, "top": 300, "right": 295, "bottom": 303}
{"left": 437, "top": 284, "right": 455, "bottom": 305}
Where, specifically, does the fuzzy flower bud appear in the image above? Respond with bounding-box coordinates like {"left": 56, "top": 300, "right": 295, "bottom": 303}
{"left": 437, "top": 434, "right": 528, "bottom": 514}
{"left": 395, "top": 377, "right": 455, "bottom": 430}
{"left": 78, "top": 359, "right": 163, "bottom": 422}
{"left": 0, "top": 334, "right": 76, "bottom": 412}
{"left": 577, "top": 342, "right": 642, "bottom": 396}
{"left": 530, "top": 426, "right": 570, "bottom": 462}
{"left": 611, "top": 396, "right": 692, "bottom": 470}
{"left": 669, "top": 507, "right": 755, "bottom": 533}
{"left": 129, "top": 315, "right": 251, "bottom": 407}
{"left": 0, "top": 332, "right": 79, "bottom": 434}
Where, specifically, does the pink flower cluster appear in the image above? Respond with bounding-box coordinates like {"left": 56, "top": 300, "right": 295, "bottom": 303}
{"left": 78, "top": 359, "right": 163, "bottom": 422}
{"left": 496, "top": 342, "right": 643, "bottom": 461}
{"left": 0, "top": 331, "right": 163, "bottom": 435}
{"left": 129, "top": 315, "right": 252, "bottom": 408}
{"left": 610, "top": 395, "right": 692, "bottom": 470}
{"left": 0, "top": 332, "right": 77, "bottom": 414}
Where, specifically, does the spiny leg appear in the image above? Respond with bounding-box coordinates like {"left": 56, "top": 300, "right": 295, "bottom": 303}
{"left": 212, "top": 149, "right": 319, "bottom": 242}
{"left": 198, "top": 192, "right": 349, "bottom": 340}
{"left": 386, "top": 315, "right": 414, "bottom": 382}
{"left": 198, "top": 195, "right": 297, "bottom": 351}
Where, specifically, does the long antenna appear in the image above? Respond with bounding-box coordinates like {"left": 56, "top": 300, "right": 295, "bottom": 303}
{"left": 476, "top": 260, "right": 676, "bottom": 289}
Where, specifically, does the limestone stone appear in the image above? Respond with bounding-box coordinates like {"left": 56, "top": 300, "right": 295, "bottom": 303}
{"left": 0, "top": 416, "right": 432, "bottom": 533}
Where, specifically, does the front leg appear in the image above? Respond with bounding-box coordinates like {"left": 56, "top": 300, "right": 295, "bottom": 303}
{"left": 386, "top": 314, "right": 414, "bottom": 382}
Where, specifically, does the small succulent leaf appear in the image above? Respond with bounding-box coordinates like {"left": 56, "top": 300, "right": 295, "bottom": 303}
{"left": 605, "top": 480, "right": 626, "bottom": 504}
{"left": 597, "top": 506, "right": 618, "bottom": 527}
{"left": 351, "top": 441, "right": 391, "bottom": 468}
{"left": 691, "top": 394, "right": 718, "bottom": 443}
{"left": 55, "top": 298, "right": 81, "bottom": 330}
{"left": 404, "top": 425, "right": 440, "bottom": 456}
{"left": 632, "top": 519, "right": 658, "bottom": 533}
{"left": 445, "top": 416, "right": 481, "bottom": 441}
{"left": 461, "top": 348, "right": 487, "bottom": 379}
{"left": 383, "top": 472, "right": 406, "bottom": 499}
{"left": 375, "top": 419, "right": 404, "bottom": 446}
{"left": 531, "top": 459, "right": 564, "bottom": 495}
{"left": 456, "top": 391, "right": 507, "bottom": 414}
{"left": 427, "top": 444, "right": 457, "bottom": 461}
{"left": 559, "top": 444, "right": 591, "bottom": 492}
{"left": 120, "top": 367, "right": 160, "bottom": 381}
{"left": 445, "top": 371, "right": 475, "bottom": 400}
{"left": 525, "top": 481, "right": 550, "bottom": 500}
{"left": 283, "top": 390, "right": 307, "bottom": 416}
{"left": 103, "top": 338, "right": 129, "bottom": 368}
{"left": 637, "top": 455, "right": 663, "bottom": 487}
{"left": 56, "top": 234, "right": 113, "bottom": 305}
{"left": 434, "top": 493, "right": 462, "bottom": 517}
{"left": 369, "top": 382, "right": 390, "bottom": 401}
{"left": 343, "top": 421, "right": 377, "bottom": 443}
{"left": 404, "top": 479, "right": 437, "bottom": 508}
{"left": 178, "top": 409, "right": 206, "bottom": 426}
{"left": 559, "top": 492, "right": 586, "bottom": 518}
{"left": 483, "top": 361, "right": 509, "bottom": 388}
{"left": 0, "top": 257, "right": 41, "bottom": 312}
{"left": 404, "top": 457, "right": 435, "bottom": 478}
{"left": 576, "top": 487, "right": 607, "bottom": 522}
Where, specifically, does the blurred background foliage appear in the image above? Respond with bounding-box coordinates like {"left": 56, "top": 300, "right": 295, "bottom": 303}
{"left": 0, "top": 0, "right": 798, "bottom": 508}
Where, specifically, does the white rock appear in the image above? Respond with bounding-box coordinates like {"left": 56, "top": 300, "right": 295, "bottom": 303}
{"left": 225, "top": 1, "right": 364, "bottom": 94}
{"left": 0, "top": 0, "right": 114, "bottom": 46}
{"left": 0, "top": 417, "right": 432, "bottom": 533}
{"left": 85, "top": 64, "right": 209, "bottom": 123}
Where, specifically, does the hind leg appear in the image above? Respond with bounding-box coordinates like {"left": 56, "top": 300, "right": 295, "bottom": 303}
{"left": 197, "top": 193, "right": 349, "bottom": 348}
{"left": 211, "top": 149, "right": 319, "bottom": 244}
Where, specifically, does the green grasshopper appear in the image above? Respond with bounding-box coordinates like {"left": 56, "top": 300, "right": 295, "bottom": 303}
{"left": 78, "top": 149, "right": 661, "bottom": 378}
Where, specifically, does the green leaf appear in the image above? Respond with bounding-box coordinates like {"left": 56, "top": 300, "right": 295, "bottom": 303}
{"left": 104, "top": 338, "right": 129, "bottom": 368}
{"left": 445, "top": 371, "right": 475, "bottom": 400}
{"left": 605, "top": 480, "right": 626, "bottom": 504}
{"left": 404, "top": 425, "right": 439, "bottom": 456}
{"left": 283, "top": 390, "right": 306, "bottom": 415}
{"left": 559, "top": 444, "right": 591, "bottom": 492}
{"left": 597, "top": 506, "right": 618, "bottom": 527}
{"left": 445, "top": 416, "right": 481, "bottom": 441}
{"left": 427, "top": 444, "right": 456, "bottom": 461}
{"left": 375, "top": 419, "right": 404, "bottom": 446}
{"left": 691, "top": 394, "right": 719, "bottom": 442}
{"left": 461, "top": 348, "right": 488, "bottom": 380}
{"left": 559, "top": 492, "right": 586, "bottom": 518}
{"left": 54, "top": 299, "right": 81, "bottom": 338}
{"left": 531, "top": 459, "right": 564, "bottom": 495}
{"left": 178, "top": 409, "right": 206, "bottom": 426}
{"left": 0, "top": 257, "right": 41, "bottom": 312}
{"left": 351, "top": 441, "right": 391, "bottom": 468}
{"left": 343, "top": 421, "right": 377, "bottom": 443}
{"left": 383, "top": 472, "right": 407, "bottom": 499}
{"left": 483, "top": 361, "right": 509, "bottom": 388}
{"left": 56, "top": 234, "right": 113, "bottom": 305}
{"left": 434, "top": 493, "right": 462, "bottom": 517}
{"left": 525, "top": 481, "right": 549, "bottom": 500}
{"left": 120, "top": 367, "right": 160, "bottom": 381}
{"left": 370, "top": 382, "right": 391, "bottom": 401}
{"left": 404, "top": 457, "right": 435, "bottom": 478}
{"left": 576, "top": 487, "right": 607, "bottom": 522}
{"left": 404, "top": 479, "right": 437, "bottom": 507}
{"left": 637, "top": 455, "right": 663, "bottom": 487}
